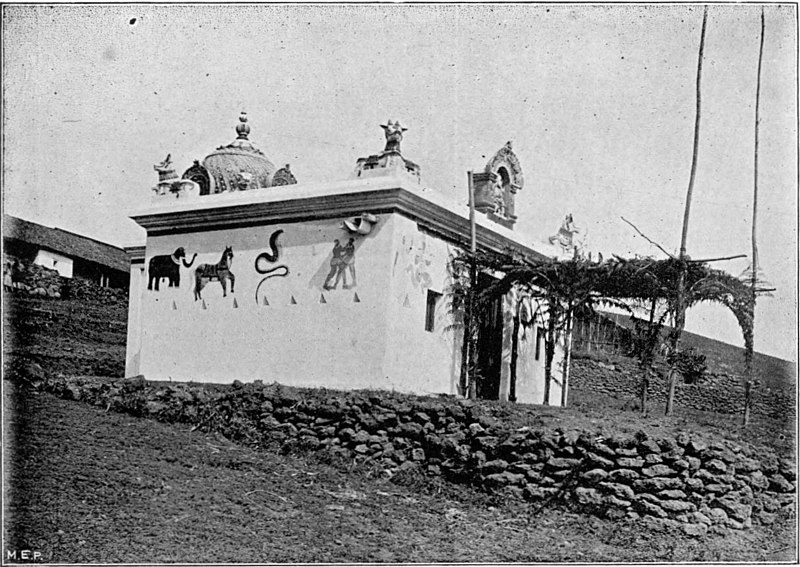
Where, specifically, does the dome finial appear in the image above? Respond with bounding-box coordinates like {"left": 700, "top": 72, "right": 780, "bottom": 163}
{"left": 236, "top": 112, "right": 250, "bottom": 140}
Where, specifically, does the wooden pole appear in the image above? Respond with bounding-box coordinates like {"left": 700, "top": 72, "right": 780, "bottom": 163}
{"left": 467, "top": 170, "right": 478, "bottom": 400}
{"left": 468, "top": 170, "right": 476, "bottom": 256}
{"left": 666, "top": 7, "right": 708, "bottom": 416}
{"left": 560, "top": 302, "right": 574, "bottom": 407}
{"left": 744, "top": 8, "right": 766, "bottom": 426}
{"left": 679, "top": 7, "right": 708, "bottom": 260}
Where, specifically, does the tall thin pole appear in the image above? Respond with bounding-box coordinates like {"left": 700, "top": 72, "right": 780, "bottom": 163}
{"left": 744, "top": 8, "right": 766, "bottom": 426}
{"left": 751, "top": 7, "right": 765, "bottom": 322}
{"left": 666, "top": 6, "right": 708, "bottom": 416}
{"left": 468, "top": 171, "right": 476, "bottom": 255}
{"left": 679, "top": 7, "right": 708, "bottom": 257}
{"left": 466, "top": 171, "right": 478, "bottom": 399}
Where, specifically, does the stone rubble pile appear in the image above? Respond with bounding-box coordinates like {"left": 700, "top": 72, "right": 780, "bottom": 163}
{"left": 29, "top": 373, "right": 796, "bottom": 537}
{"left": 5, "top": 261, "right": 127, "bottom": 302}
{"left": 61, "top": 277, "right": 128, "bottom": 303}
{"left": 10, "top": 263, "right": 64, "bottom": 298}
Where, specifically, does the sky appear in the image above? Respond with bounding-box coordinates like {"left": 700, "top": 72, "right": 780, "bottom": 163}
{"left": 2, "top": 4, "right": 797, "bottom": 362}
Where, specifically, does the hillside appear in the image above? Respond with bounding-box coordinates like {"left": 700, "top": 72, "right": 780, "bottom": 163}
{"left": 2, "top": 292, "right": 797, "bottom": 562}
{"left": 596, "top": 312, "right": 796, "bottom": 390}
{"left": 678, "top": 329, "right": 795, "bottom": 390}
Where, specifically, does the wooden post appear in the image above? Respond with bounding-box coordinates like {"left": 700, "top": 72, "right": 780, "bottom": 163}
{"left": 744, "top": 8, "right": 766, "bottom": 426}
{"left": 667, "top": 7, "right": 708, "bottom": 417}
{"left": 467, "top": 170, "right": 478, "bottom": 400}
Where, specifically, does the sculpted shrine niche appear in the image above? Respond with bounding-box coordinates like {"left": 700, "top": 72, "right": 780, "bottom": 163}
{"left": 472, "top": 141, "right": 524, "bottom": 229}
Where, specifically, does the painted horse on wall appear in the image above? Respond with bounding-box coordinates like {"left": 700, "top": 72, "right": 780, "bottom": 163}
{"left": 194, "top": 246, "right": 235, "bottom": 301}
{"left": 147, "top": 247, "right": 198, "bottom": 291}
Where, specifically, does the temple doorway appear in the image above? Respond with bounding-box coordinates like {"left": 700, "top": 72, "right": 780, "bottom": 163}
{"left": 475, "top": 274, "right": 503, "bottom": 400}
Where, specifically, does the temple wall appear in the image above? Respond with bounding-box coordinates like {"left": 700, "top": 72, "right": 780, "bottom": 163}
{"left": 126, "top": 209, "right": 564, "bottom": 404}
{"left": 125, "top": 262, "right": 144, "bottom": 376}
{"left": 131, "top": 216, "right": 395, "bottom": 387}
{"left": 381, "top": 215, "right": 564, "bottom": 404}
{"left": 501, "top": 294, "right": 565, "bottom": 406}
{"left": 383, "top": 216, "right": 462, "bottom": 396}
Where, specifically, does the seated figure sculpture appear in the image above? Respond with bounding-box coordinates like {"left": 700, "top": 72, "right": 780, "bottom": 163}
{"left": 381, "top": 120, "right": 407, "bottom": 153}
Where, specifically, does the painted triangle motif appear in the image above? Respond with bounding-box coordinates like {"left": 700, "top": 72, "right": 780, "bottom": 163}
{"left": 263, "top": 296, "right": 269, "bottom": 306}
{"left": 320, "top": 293, "right": 327, "bottom": 304}
{"left": 403, "top": 294, "right": 411, "bottom": 308}
{"left": 290, "top": 295, "right": 297, "bottom": 305}
{"left": 172, "top": 300, "right": 177, "bottom": 310}
{"left": 353, "top": 292, "right": 361, "bottom": 303}
{"left": 232, "top": 297, "right": 239, "bottom": 309}
{"left": 202, "top": 299, "right": 207, "bottom": 310}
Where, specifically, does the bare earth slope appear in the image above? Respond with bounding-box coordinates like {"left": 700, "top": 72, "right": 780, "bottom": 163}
{"left": 2, "top": 294, "right": 797, "bottom": 562}
{"left": 4, "top": 383, "right": 797, "bottom": 563}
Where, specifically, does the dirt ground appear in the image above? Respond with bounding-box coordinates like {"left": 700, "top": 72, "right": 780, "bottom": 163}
{"left": 3, "top": 382, "right": 796, "bottom": 564}
{"left": 2, "top": 294, "right": 797, "bottom": 562}
{"left": 2, "top": 296, "right": 126, "bottom": 379}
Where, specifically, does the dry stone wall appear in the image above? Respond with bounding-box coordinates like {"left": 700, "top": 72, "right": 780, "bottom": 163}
{"left": 29, "top": 374, "right": 796, "bottom": 537}
{"left": 571, "top": 358, "right": 795, "bottom": 420}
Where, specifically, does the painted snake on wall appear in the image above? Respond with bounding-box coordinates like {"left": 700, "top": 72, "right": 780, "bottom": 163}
{"left": 255, "top": 229, "right": 289, "bottom": 303}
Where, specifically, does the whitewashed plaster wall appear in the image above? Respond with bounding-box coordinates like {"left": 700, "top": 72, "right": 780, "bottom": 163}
{"left": 132, "top": 216, "right": 395, "bottom": 386}
{"left": 125, "top": 262, "right": 145, "bottom": 376}
{"left": 505, "top": 295, "right": 565, "bottom": 406}
{"left": 383, "top": 215, "right": 462, "bottom": 396}
{"left": 382, "top": 215, "right": 564, "bottom": 405}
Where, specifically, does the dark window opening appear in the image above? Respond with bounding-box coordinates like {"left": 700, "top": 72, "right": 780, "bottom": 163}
{"left": 535, "top": 326, "right": 545, "bottom": 360}
{"left": 425, "top": 290, "right": 442, "bottom": 332}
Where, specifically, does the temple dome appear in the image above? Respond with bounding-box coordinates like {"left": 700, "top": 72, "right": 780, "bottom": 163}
{"left": 201, "top": 113, "right": 277, "bottom": 193}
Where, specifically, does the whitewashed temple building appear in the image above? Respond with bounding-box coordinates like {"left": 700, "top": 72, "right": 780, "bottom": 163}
{"left": 125, "top": 113, "right": 567, "bottom": 405}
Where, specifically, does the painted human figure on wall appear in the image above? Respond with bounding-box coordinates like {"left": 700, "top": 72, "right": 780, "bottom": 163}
{"left": 323, "top": 238, "right": 357, "bottom": 290}
{"left": 342, "top": 238, "right": 356, "bottom": 288}
{"left": 323, "top": 240, "right": 343, "bottom": 290}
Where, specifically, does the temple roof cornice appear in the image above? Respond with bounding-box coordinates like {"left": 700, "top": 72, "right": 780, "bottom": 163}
{"left": 131, "top": 177, "right": 549, "bottom": 261}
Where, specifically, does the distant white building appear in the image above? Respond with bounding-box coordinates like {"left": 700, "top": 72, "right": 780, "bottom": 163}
{"left": 125, "top": 114, "right": 566, "bottom": 405}
{"left": 3, "top": 214, "right": 129, "bottom": 288}
{"left": 34, "top": 249, "right": 73, "bottom": 278}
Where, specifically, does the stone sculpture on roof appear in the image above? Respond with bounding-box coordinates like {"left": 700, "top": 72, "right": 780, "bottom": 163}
{"left": 272, "top": 164, "right": 297, "bottom": 187}
{"left": 381, "top": 120, "right": 408, "bottom": 153}
{"left": 154, "top": 154, "right": 174, "bottom": 177}
{"left": 548, "top": 214, "right": 586, "bottom": 258}
{"left": 182, "top": 160, "right": 212, "bottom": 196}
{"left": 354, "top": 121, "right": 420, "bottom": 182}
{"left": 152, "top": 154, "right": 198, "bottom": 198}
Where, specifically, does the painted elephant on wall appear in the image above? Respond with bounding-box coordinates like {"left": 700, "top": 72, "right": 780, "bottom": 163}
{"left": 147, "top": 247, "right": 197, "bottom": 291}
